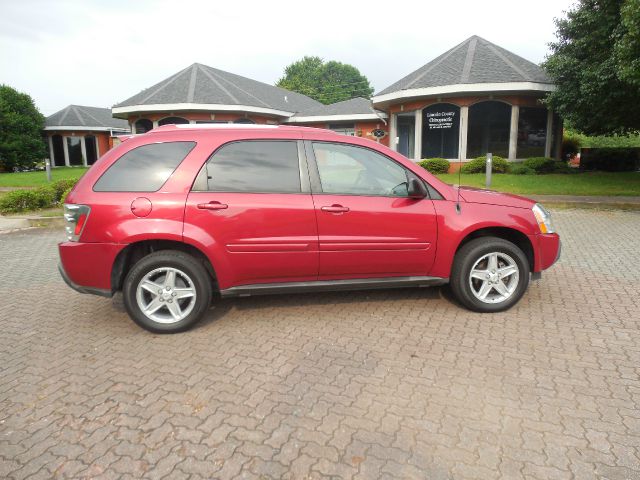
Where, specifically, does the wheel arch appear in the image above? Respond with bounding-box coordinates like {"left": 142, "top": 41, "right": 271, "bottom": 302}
{"left": 111, "top": 239, "right": 218, "bottom": 294}
{"left": 455, "top": 226, "right": 535, "bottom": 272}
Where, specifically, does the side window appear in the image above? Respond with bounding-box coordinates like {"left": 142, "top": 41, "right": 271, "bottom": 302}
{"left": 312, "top": 142, "right": 411, "bottom": 196}
{"left": 93, "top": 142, "right": 195, "bottom": 192}
{"left": 199, "top": 141, "right": 301, "bottom": 193}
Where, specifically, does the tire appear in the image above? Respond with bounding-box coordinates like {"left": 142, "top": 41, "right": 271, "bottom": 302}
{"left": 122, "top": 250, "right": 213, "bottom": 333}
{"left": 450, "top": 236, "right": 530, "bottom": 313}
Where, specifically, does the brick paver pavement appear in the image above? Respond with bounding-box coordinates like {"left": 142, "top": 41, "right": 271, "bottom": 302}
{"left": 1, "top": 209, "right": 639, "bottom": 480}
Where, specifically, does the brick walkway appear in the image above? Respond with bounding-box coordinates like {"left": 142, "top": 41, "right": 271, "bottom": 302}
{"left": 1, "top": 209, "right": 639, "bottom": 479}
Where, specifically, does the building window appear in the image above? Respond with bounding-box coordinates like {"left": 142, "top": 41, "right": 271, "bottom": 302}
{"left": 467, "top": 101, "right": 511, "bottom": 158}
{"left": 422, "top": 104, "right": 460, "bottom": 159}
{"left": 51, "top": 135, "right": 64, "bottom": 167}
{"left": 328, "top": 123, "right": 355, "bottom": 136}
{"left": 85, "top": 135, "right": 98, "bottom": 165}
{"left": 517, "top": 107, "right": 547, "bottom": 158}
{"left": 67, "top": 137, "right": 83, "bottom": 166}
{"left": 158, "top": 116, "right": 189, "bottom": 126}
{"left": 397, "top": 115, "right": 415, "bottom": 159}
{"left": 134, "top": 119, "right": 153, "bottom": 134}
{"left": 233, "top": 118, "right": 256, "bottom": 124}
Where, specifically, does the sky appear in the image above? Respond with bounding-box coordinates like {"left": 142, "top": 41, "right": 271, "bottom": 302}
{"left": 0, "top": 0, "right": 577, "bottom": 116}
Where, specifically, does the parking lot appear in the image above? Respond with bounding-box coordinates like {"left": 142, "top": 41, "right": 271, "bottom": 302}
{"left": 1, "top": 208, "right": 639, "bottom": 480}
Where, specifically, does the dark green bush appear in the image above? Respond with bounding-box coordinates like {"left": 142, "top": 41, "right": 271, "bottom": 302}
{"left": 418, "top": 158, "right": 450, "bottom": 174}
{"left": 580, "top": 148, "right": 640, "bottom": 172}
{"left": 523, "top": 157, "right": 557, "bottom": 173}
{"left": 510, "top": 164, "right": 535, "bottom": 175}
{"left": 461, "top": 156, "right": 510, "bottom": 174}
{"left": 51, "top": 179, "right": 77, "bottom": 202}
{"left": 562, "top": 133, "right": 581, "bottom": 160}
{"left": 0, "top": 186, "right": 56, "bottom": 214}
{"left": 60, "top": 185, "right": 74, "bottom": 203}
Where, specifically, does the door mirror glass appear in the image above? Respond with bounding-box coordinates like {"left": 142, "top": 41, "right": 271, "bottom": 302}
{"left": 407, "top": 177, "right": 428, "bottom": 199}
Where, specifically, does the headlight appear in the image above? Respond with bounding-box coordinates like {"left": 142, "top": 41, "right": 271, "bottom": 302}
{"left": 532, "top": 203, "right": 555, "bottom": 234}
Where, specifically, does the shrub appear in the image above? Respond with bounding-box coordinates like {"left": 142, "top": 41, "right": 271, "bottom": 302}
{"left": 51, "top": 178, "right": 77, "bottom": 202}
{"left": 523, "top": 157, "right": 557, "bottom": 174}
{"left": 461, "top": 156, "right": 510, "bottom": 174}
{"left": 418, "top": 158, "right": 450, "bottom": 174}
{"left": 60, "top": 185, "right": 74, "bottom": 203}
{"left": 510, "top": 164, "right": 535, "bottom": 175}
{"left": 580, "top": 148, "right": 640, "bottom": 172}
{"left": 0, "top": 186, "right": 55, "bottom": 214}
{"left": 562, "top": 132, "right": 581, "bottom": 160}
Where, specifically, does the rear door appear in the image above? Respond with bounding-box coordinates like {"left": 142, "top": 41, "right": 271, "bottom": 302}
{"left": 184, "top": 140, "right": 318, "bottom": 289}
{"left": 306, "top": 141, "right": 438, "bottom": 279}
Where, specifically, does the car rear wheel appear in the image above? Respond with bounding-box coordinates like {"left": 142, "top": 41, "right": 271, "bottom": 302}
{"left": 450, "top": 237, "right": 530, "bottom": 312}
{"left": 123, "top": 250, "right": 212, "bottom": 333}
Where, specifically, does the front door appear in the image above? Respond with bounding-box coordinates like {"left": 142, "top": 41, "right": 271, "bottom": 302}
{"left": 307, "top": 141, "right": 438, "bottom": 278}
{"left": 184, "top": 140, "right": 318, "bottom": 289}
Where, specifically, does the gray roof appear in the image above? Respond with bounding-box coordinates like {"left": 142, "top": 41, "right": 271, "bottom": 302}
{"left": 377, "top": 36, "right": 552, "bottom": 95}
{"left": 114, "top": 63, "right": 323, "bottom": 114}
{"left": 295, "top": 97, "right": 384, "bottom": 117}
{"left": 45, "top": 105, "right": 129, "bottom": 129}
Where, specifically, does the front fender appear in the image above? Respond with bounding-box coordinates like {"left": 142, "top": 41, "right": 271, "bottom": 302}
{"left": 429, "top": 201, "right": 537, "bottom": 278}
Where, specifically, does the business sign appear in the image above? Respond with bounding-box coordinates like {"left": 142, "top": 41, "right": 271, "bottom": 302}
{"left": 426, "top": 111, "right": 457, "bottom": 130}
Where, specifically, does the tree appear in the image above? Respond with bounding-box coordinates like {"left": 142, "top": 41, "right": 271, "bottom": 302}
{"left": 543, "top": 0, "right": 640, "bottom": 135}
{"left": 0, "top": 85, "right": 46, "bottom": 172}
{"left": 277, "top": 56, "right": 374, "bottom": 104}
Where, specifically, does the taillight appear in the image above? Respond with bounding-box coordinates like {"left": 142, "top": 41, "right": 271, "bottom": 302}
{"left": 64, "top": 204, "right": 91, "bottom": 241}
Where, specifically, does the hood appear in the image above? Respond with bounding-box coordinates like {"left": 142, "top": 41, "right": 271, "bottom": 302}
{"left": 458, "top": 187, "right": 536, "bottom": 209}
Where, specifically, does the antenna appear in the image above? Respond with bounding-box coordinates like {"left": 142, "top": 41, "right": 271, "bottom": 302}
{"left": 455, "top": 160, "right": 462, "bottom": 214}
{"left": 455, "top": 116, "right": 463, "bottom": 214}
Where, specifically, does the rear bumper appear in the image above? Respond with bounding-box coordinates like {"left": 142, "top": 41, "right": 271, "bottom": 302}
{"left": 58, "top": 241, "right": 124, "bottom": 297}
{"left": 58, "top": 263, "right": 112, "bottom": 297}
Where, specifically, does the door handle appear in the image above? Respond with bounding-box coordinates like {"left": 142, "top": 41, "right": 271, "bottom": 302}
{"left": 321, "top": 204, "right": 349, "bottom": 214}
{"left": 197, "top": 201, "right": 228, "bottom": 210}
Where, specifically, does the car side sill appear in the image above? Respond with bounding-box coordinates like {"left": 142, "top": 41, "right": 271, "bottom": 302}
{"left": 219, "top": 276, "right": 449, "bottom": 298}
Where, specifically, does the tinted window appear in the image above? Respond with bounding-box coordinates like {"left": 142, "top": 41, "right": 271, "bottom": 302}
{"left": 313, "top": 142, "right": 411, "bottom": 196}
{"left": 202, "top": 141, "right": 301, "bottom": 193}
{"left": 94, "top": 142, "right": 195, "bottom": 192}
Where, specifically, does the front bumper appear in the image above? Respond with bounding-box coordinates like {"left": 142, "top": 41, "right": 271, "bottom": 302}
{"left": 535, "top": 233, "right": 561, "bottom": 272}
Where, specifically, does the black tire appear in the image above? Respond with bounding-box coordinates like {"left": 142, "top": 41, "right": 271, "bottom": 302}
{"left": 122, "top": 250, "right": 213, "bottom": 333}
{"left": 450, "top": 236, "right": 530, "bottom": 313}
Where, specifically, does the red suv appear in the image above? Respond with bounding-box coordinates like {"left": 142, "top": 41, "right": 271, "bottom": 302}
{"left": 59, "top": 125, "right": 560, "bottom": 333}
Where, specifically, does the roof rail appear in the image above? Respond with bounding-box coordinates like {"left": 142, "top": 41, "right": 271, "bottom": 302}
{"left": 149, "top": 123, "right": 282, "bottom": 133}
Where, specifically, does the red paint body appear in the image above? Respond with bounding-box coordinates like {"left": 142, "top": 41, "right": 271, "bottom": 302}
{"left": 59, "top": 125, "right": 560, "bottom": 294}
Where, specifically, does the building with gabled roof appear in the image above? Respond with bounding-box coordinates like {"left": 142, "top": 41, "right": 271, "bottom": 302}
{"left": 373, "top": 36, "right": 560, "bottom": 162}
{"left": 44, "top": 105, "right": 130, "bottom": 167}
{"left": 48, "top": 35, "right": 560, "bottom": 167}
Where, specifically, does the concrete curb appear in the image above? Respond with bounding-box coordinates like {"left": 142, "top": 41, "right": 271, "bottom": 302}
{"left": 0, "top": 215, "right": 64, "bottom": 232}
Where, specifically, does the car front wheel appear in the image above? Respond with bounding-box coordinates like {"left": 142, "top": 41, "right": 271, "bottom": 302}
{"left": 450, "top": 237, "right": 530, "bottom": 312}
{"left": 122, "top": 250, "right": 212, "bottom": 333}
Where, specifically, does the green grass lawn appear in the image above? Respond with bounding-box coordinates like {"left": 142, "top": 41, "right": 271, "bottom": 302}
{"left": 0, "top": 167, "right": 89, "bottom": 187}
{"left": 435, "top": 172, "right": 640, "bottom": 196}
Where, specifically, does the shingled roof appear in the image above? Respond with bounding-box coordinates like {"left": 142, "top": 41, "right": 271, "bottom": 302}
{"left": 288, "top": 97, "right": 386, "bottom": 122}
{"left": 113, "top": 63, "right": 323, "bottom": 116}
{"left": 376, "top": 35, "right": 553, "bottom": 98}
{"left": 45, "top": 105, "right": 129, "bottom": 130}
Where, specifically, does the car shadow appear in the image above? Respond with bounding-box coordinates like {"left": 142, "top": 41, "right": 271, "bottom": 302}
{"left": 196, "top": 285, "right": 455, "bottom": 330}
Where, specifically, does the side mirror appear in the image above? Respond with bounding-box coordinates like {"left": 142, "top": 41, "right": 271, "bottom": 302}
{"left": 407, "top": 178, "right": 428, "bottom": 199}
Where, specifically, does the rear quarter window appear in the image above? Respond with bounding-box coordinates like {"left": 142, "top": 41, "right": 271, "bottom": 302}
{"left": 93, "top": 141, "right": 196, "bottom": 192}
